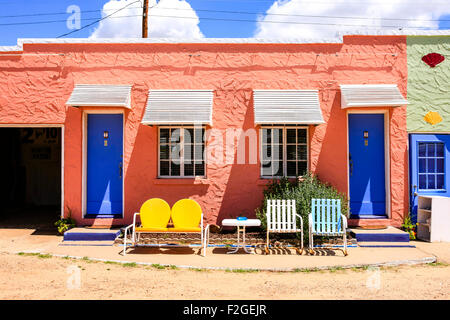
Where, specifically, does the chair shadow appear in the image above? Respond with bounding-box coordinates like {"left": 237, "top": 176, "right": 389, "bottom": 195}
{"left": 121, "top": 246, "right": 198, "bottom": 256}
{"left": 308, "top": 248, "right": 345, "bottom": 256}
{"left": 211, "top": 245, "right": 299, "bottom": 255}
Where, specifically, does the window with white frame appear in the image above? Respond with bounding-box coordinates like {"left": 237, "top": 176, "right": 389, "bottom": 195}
{"left": 159, "top": 126, "right": 206, "bottom": 177}
{"left": 260, "top": 126, "right": 308, "bottom": 178}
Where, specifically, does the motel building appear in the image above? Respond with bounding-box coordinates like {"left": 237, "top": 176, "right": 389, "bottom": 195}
{"left": 0, "top": 32, "right": 448, "bottom": 229}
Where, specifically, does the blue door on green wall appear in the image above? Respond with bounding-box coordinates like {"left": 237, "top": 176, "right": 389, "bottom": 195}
{"left": 348, "top": 114, "right": 386, "bottom": 218}
{"left": 86, "top": 114, "right": 123, "bottom": 218}
{"left": 409, "top": 134, "right": 450, "bottom": 223}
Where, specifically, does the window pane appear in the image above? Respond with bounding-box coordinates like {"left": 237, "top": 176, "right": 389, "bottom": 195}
{"left": 437, "top": 174, "right": 444, "bottom": 189}
{"left": 170, "top": 162, "right": 180, "bottom": 176}
{"left": 436, "top": 143, "right": 444, "bottom": 157}
{"left": 160, "top": 161, "right": 169, "bottom": 176}
{"left": 160, "top": 129, "right": 170, "bottom": 144}
{"left": 418, "top": 143, "right": 426, "bottom": 157}
{"left": 194, "top": 129, "right": 204, "bottom": 144}
{"left": 184, "top": 144, "right": 193, "bottom": 162}
{"left": 427, "top": 159, "right": 435, "bottom": 173}
{"left": 436, "top": 158, "right": 444, "bottom": 173}
{"left": 262, "top": 129, "right": 271, "bottom": 144}
{"left": 184, "top": 163, "right": 194, "bottom": 176}
{"left": 418, "top": 158, "right": 426, "bottom": 173}
{"left": 262, "top": 145, "right": 271, "bottom": 160}
{"left": 273, "top": 129, "right": 283, "bottom": 144}
{"left": 298, "top": 161, "right": 307, "bottom": 176}
{"left": 272, "top": 144, "right": 283, "bottom": 160}
{"left": 427, "top": 143, "right": 435, "bottom": 157}
{"left": 297, "top": 129, "right": 307, "bottom": 144}
{"left": 287, "top": 161, "right": 296, "bottom": 176}
{"left": 184, "top": 128, "right": 194, "bottom": 144}
{"left": 427, "top": 174, "right": 436, "bottom": 189}
{"left": 273, "top": 161, "right": 283, "bottom": 176}
{"left": 419, "top": 174, "right": 427, "bottom": 189}
{"left": 286, "top": 129, "right": 296, "bottom": 144}
{"left": 297, "top": 145, "right": 307, "bottom": 160}
{"left": 287, "top": 145, "right": 296, "bottom": 160}
{"left": 160, "top": 145, "right": 169, "bottom": 160}
{"left": 194, "top": 144, "right": 204, "bottom": 160}
{"left": 194, "top": 162, "right": 205, "bottom": 176}
{"left": 170, "top": 128, "right": 181, "bottom": 143}
{"left": 171, "top": 144, "right": 181, "bottom": 161}
{"left": 262, "top": 162, "right": 272, "bottom": 176}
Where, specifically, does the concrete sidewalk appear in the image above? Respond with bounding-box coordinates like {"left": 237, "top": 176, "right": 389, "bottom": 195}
{"left": 0, "top": 228, "right": 445, "bottom": 271}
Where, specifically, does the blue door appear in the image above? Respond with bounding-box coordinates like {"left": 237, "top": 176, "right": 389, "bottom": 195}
{"left": 348, "top": 114, "right": 386, "bottom": 218}
{"left": 86, "top": 114, "right": 123, "bottom": 217}
{"left": 409, "top": 134, "right": 450, "bottom": 223}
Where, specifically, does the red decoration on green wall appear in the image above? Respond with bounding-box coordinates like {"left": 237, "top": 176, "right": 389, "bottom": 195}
{"left": 422, "top": 53, "right": 445, "bottom": 68}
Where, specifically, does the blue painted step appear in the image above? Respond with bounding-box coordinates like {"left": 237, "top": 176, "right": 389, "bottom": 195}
{"left": 350, "top": 227, "right": 410, "bottom": 243}
{"left": 64, "top": 228, "right": 121, "bottom": 241}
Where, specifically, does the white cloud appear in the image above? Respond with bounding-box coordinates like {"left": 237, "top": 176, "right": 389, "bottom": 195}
{"left": 254, "top": 0, "right": 450, "bottom": 40}
{"left": 90, "top": 0, "right": 203, "bottom": 39}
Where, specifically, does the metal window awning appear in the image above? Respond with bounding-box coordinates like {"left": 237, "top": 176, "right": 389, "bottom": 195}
{"left": 142, "top": 90, "right": 213, "bottom": 125}
{"left": 253, "top": 90, "right": 324, "bottom": 125}
{"left": 66, "top": 84, "right": 132, "bottom": 108}
{"left": 340, "top": 84, "right": 408, "bottom": 108}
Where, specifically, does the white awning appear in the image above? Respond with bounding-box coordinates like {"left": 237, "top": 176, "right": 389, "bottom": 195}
{"left": 66, "top": 84, "right": 132, "bottom": 108}
{"left": 142, "top": 90, "right": 213, "bottom": 125}
{"left": 253, "top": 90, "right": 324, "bottom": 124}
{"left": 340, "top": 84, "right": 408, "bottom": 108}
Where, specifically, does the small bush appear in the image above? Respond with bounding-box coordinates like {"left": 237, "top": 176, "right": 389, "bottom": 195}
{"left": 255, "top": 172, "right": 349, "bottom": 244}
{"left": 54, "top": 206, "right": 76, "bottom": 235}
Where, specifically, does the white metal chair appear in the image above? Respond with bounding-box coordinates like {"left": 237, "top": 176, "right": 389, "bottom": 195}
{"left": 265, "top": 199, "right": 303, "bottom": 254}
{"left": 308, "top": 198, "right": 348, "bottom": 256}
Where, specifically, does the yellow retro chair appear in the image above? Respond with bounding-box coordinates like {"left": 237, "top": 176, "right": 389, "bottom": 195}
{"left": 123, "top": 198, "right": 210, "bottom": 256}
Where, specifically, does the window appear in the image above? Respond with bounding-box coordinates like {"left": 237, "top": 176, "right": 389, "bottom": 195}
{"left": 261, "top": 126, "right": 308, "bottom": 178}
{"left": 159, "top": 127, "right": 205, "bottom": 177}
{"left": 418, "top": 142, "right": 445, "bottom": 190}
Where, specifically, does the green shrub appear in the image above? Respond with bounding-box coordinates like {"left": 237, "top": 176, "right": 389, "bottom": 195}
{"left": 54, "top": 207, "right": 76, "bottom": 235}
{"left": 255, "top": 172, "right": 349, "bottom": 244}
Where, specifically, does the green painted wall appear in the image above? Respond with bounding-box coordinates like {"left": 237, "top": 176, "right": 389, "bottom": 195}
{"left": 407, "top": 36, "right": 450, "bottom": 132}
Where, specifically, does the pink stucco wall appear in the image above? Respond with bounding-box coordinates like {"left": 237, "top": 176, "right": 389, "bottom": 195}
{"left": 0, "top": 36, "right": 408, "bottom": 227}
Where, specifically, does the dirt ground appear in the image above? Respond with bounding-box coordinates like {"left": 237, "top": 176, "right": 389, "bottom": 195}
{"left": 0, "top": 252, "right": 448, "bottom": 300}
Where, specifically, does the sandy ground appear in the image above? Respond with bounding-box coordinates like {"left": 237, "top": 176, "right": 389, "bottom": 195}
{"left": 0, "top": 228, "right": 449, "bottom": 299}
{"left": 0, "top": 252, "right": 448, "bottom": 300}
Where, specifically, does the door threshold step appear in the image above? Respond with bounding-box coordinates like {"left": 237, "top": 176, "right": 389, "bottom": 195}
{"left": 84, "top": 214, "right": 123, "bottom": 219}
{"left": 350, "top": 226, "right": 410, "bottom": 243}
{"left": 63, "top": 228, "right": 121, "bottom": 241}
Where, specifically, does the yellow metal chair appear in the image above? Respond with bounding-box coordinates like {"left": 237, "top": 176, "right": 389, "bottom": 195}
{"left": 123, "top": 198, "right": 209, "bottom": 256}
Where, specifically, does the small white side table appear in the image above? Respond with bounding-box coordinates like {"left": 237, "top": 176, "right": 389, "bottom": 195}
{"left": 222, "top": 219, "right": 261, "bottom": 254}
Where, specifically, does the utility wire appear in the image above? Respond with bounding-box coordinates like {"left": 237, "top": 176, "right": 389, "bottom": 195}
{"left": 0, "top": 5, "right": 449, "bottom": 23}
{"left": 0, "top": 13, "right": 440, "bottom": 30}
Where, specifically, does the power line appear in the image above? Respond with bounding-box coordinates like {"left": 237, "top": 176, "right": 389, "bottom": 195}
{"left": 0, "top": 5, "right": 449, "bottom": 23}
{"left": 1, "top": 14, "right": 439, "bottom": 30}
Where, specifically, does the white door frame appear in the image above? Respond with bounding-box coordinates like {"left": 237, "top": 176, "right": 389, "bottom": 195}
{"left": 346, "top": 109, "right": 391, "bottom": 219}
{"left": 82, "top": 109, "right": 125, "bottom": 218}
{"left": 0, "top": 124, "right": 65, "bottom": 218}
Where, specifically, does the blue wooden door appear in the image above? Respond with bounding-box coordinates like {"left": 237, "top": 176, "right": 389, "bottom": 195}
{"left": 409, "top": 134, "right": 450, "bottom": 223}
{"left": 348, "top": 114, "right": 386, "bottom": 218}
{"left": 86, "top": 114, "right": 123, "bottom": 217}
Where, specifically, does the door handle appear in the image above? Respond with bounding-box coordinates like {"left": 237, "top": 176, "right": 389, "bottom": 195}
{"left": 349, "top": 153, "right": 353, "bottom": 176}
{"left": 119, "top": 162, "right": 123, "bottom": 179}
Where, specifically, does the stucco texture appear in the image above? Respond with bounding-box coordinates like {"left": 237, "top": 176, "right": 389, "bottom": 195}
{"left": 407, "top": 36, "right": 450, "bottom": 132}
{"left": 0, "top": 36, "right": 408, "bottom": 226}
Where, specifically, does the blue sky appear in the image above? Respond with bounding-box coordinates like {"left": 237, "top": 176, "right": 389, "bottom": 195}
{"left": 0, "top": 0, "right": 449, "bottom": 46}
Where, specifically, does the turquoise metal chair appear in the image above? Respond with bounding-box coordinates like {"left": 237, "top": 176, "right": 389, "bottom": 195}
{"left": 309, "top": 199, "right": 348, "bottom": 256}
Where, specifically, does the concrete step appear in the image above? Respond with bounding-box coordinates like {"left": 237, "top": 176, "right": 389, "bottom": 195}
{"left": 60, "top": 240, "right": 116, "bottom": 246}
{"left": 357, "top": 241, "right": 416, "bottom": 248}
{"left": 350, "top": 226, "right": 410, "bottom": 243}
{"left": 63, "top": 228, "right": 121, "bottom": 241}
